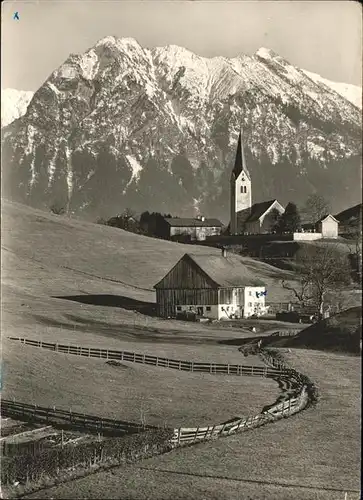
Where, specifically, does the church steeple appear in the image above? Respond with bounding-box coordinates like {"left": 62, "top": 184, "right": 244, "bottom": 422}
{"left": 230, "top": 128, "right": 252, "bottom": 235}
{"left": 231, "top": 129, "right": 250, "bottom": 180}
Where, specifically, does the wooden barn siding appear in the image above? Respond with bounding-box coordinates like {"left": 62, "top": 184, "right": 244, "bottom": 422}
{"left": 155, "top": 255, "right": 216, "bottom": 290}
{"left": 156, "top": 289, "right": 218, "bottom": 317}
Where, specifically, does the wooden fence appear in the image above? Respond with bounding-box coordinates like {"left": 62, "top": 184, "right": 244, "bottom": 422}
{"left": 1, "top": 339, "right": 317, "bottom": 493}
{"left": 8, "top": 337, "right": 283, "bottom": 378}
{"left": 1, "top": 400, "right": 152, "bottom": 441}
{"left": 170, "top": 348, "right": 311, "bottom": 447}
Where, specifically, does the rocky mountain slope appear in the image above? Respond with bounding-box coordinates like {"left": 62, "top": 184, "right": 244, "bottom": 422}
{"left": 2, "top": 37, "right": 362, "bottom": 221}
{"left": 1, "top": 89, "right": 34, "bottom": 128}
{"left": 301, "top": 70, "right": 362, "bottom": 110}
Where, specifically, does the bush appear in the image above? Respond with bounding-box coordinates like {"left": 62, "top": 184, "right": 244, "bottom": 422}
{"left": 2, "top": 428, "right": 173, "bottom": 486}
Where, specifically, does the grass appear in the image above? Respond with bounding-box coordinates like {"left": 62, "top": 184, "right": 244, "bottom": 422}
{"left": 2, "top": 338, "right": 278, "bottom": 428}
{"left": 2, "top": 201, "right": 361, "bottom": 499}
{"left": 34, "top": 349, "right": 361, "bottom": 499}
{"left": 270, "top": 307, "right": 362, "bottom": 354}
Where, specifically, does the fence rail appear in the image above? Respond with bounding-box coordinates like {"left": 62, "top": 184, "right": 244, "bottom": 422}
{"left": 1, "top": 400, "right": 153, "bottom": 442}
{"left": 8, "top": 337, "right": 284, "bottom": 378}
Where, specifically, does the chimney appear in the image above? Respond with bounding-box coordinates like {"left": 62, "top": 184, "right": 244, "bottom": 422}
{"left": 222, "top": 248, "right": 227, "bottom": 258}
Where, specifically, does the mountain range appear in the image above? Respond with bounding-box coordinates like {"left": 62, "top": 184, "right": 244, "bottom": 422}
{"left": 2, "top": 36, "right": 362, "bottom": 221}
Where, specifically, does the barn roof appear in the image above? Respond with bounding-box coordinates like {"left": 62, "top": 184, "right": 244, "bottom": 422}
{"left": 316, "top": 213, "right": 339, "bottom": 224}
{"left": 245, "top": 200, "right": 278, "bottom": 222}
{"left": 155, "top": 253, "right": 265, "bottom": 288}
{"left": 164, "top": 217, "right": 223, "bottom": 227}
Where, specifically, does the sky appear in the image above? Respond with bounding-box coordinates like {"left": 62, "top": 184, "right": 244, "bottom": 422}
{"left": 1, "top": 0, "right": 362, "bottom": 92}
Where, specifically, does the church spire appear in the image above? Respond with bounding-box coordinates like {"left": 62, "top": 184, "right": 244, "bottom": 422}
{"left": 231, "top": 128, "right": 250, "bottom": 180}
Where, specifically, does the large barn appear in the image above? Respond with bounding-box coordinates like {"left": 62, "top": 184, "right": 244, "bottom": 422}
{"left": 154, "top": 250, "right": 267, "bottom": 320}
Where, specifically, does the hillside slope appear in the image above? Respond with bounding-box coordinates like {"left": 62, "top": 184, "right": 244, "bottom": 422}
{"left": 269, "top": 307, "right": 361, "bottom": 354}
{"left": 1, "top": 200, "right": 298, "bottom": 343}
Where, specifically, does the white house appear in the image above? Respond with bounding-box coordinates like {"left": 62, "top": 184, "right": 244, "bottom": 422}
{"left": 316, "top": 214, "right": 339, "bottom": 239}
{"left": 154, "top": 249, "right": 267, "bottom": 320}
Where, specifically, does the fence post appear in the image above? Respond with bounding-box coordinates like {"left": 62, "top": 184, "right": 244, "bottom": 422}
{"left": 178, "top": 428, "right": 181, "bottom": 445}
{"left": 179, "top": 361, "right": 181, "bottom": 370}
{"left": 191, "top": 361, "right": 194, "bottom": 372}
{"left": 227, "top": 364, "right": 230, "bottom": 375}
{"left": 193, "top": 426, "right": 199, "bottom": 443}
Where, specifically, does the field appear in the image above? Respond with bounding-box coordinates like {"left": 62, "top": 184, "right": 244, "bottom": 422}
{"left": 2, "top": 338, "right": 278, "bottom": 428}
{"left": 26, "top": 350, "right": 361, "bottom": 500}
{"left": 1, "top": 200, "right": 361, "bottom": 499}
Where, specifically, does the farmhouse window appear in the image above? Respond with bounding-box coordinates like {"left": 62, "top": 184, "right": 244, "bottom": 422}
{"left": 248, "top": 302, "right": 252, "bottom": 307}
{"left": 249, "top": 291, "right": 252, "bottom": 296}
{"left": 206, "top": 306, "right": 211, "bottom": 311}
{"left": 177, "top": 306, "right": 181, "bottom": 311}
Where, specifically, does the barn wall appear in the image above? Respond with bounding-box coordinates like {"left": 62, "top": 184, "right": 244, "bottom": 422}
{"left": 156, "top": 288, "right": 219, "bottom": 318}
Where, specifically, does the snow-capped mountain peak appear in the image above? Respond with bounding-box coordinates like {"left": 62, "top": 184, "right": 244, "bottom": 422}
{"left": 1, "top": 88, "right": 34, "bottom": 127}
{"left": 2, "top": 38, "right": 362, "bottom": 220}
{"left": 302, "top": 69, "right": 362, "bottom": 109}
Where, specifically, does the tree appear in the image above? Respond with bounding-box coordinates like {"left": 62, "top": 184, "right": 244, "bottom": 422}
{"left": 266, "top": 208, "right": 282, "bottom": 233}
{"left": 302, "top": 194, "right": 331, "bottom": 224}
{"left": 281, "top": 243, "right": 352, "bottom": 320}
{"left": 275, "top": 202, "right": 301, "bottom": 233}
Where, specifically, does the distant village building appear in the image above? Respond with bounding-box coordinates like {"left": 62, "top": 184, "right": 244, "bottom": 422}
{"left": 163, "top": 216, "right": 223, "bottom": 241}
{"left": 316, "top": 214, "right": 339, "bottom": 239}
{"left": 230, "top": 130, "right": 285, "bottom": 234}
{"left": 154, "top": 250, "right": 267, "bottom": 320}
{"left": 301, "top": 214, "right": 339, "bottom": 239}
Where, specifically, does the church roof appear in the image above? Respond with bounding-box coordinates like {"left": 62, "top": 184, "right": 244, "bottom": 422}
{"left": 246, "top": 200, "right": 278, "bottom": 222}
{"left": 231, "top": 130, "right": 250, "bottom": 180}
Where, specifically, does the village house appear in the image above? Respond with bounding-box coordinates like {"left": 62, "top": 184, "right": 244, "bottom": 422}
{"left": 315, "top": 214, "right": 339, "bottom": 239}
{"left": 301, "top": 214, "right": 339, "bottom": 239}
{"left": 154, "top": 249, "right": 267, "bottom": 320}
{"left": 163, "top": 216, "right": 223, "bottom": 241}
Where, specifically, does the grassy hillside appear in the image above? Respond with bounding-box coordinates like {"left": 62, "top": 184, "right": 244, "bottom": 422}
{"left": 1, "top": 200, "right": 301, "bottom": 345}
{"left": 24, "top": 349, "right": 361, "bottom": 500}
{"left": 2, "top": 339, "right": 277, "bottom": 428}
{"left": 270, "top": 307, "right": 362, "bottom": 354}
{"left": 2, "top": 201, "right": 361, "bottom": 499}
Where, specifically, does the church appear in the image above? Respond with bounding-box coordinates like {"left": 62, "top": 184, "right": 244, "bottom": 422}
{"left": 230, "top": 131, "right": 285, "bottom": 235}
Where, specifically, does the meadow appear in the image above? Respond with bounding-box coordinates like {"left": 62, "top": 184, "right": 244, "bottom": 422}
{"left": 1, "top": 200, "right": 361, "bottom": 499}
